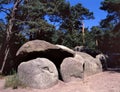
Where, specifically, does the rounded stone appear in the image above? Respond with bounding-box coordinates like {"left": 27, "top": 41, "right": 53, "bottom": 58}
{"left": 18, "top": 58, "right": 58, "bottom": 89}
{"left": 60, "top": 55, "right": 84, "bottom": 82}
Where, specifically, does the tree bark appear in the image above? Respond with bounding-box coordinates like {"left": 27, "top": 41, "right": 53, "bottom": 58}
{"left": 82, "top": 21, "right": 85, "bottom": 45}
{"left": 0, "top": 0, "right": 22, "bottom": 74}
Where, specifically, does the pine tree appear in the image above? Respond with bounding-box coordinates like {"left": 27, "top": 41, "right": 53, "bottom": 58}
{"left": 99, "top": 0, "right": 120, "bottom": 53}
{"left": 0, "top": 0, "right": 22, "bottom": 74}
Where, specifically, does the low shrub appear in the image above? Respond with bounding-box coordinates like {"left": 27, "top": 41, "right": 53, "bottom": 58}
{"left": 4, "top": 73, "right": 26, "bottom": 89}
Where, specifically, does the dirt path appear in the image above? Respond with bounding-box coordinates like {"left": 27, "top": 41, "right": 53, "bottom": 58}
{"left": 0, "top": 71, "right": 120, "bottom": 92}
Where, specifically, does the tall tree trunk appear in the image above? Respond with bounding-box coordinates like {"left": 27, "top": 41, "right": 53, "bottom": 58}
{"left": 82, "top": 21, "right": 85, "bottom": 45}
{"left": 95, "top": 39, "right": 98, "bottom": 47}
{"left": 0, "top": 0, "right": 21, "bottom": 74}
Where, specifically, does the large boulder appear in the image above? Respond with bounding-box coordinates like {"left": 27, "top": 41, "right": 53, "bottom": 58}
{"left": 60, "top": 52, "right": 102, "bottom": 82}
{"left": 84, "top": 59, "right": 102, "bottom": 77}
{"left": 76, "top": 52, "right": 102, "bottom": 77}
{"left": 18, "top": 58, "right": 58, "bottom": 89}
{"left": 16, "top": 40, "right": 74, "bottom": 69}
{"left": 60, "top": 54, "right": 84, "bottom": 82}
{"left": 16, "top": 40, "right": 59, "bottom": 55}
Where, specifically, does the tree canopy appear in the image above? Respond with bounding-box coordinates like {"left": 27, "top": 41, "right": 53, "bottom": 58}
{"left": 100, "top": 0, "right": 120, "bottom": 31}
{"left": 98, "top": 0, "right": 120, "bottom": 53}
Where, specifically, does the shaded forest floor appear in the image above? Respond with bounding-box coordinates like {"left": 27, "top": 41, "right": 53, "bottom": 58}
{"left": 0, "top": 71, "right": 120, "bottom": 92}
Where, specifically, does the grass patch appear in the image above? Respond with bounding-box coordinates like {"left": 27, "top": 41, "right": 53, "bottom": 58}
{"left": 0, "top": 74, "right": 4, "bottom": 79}
{"left": 4, "top": 73, "right": 26, "bottom": 89}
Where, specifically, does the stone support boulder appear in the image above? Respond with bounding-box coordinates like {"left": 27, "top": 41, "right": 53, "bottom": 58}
{"left": 76, "top": 52, "right": 102, "bottom": 77}
{"left": 60, "top": 52, "right": 103, "bottom": 82}
{"left": 18, "top": 58, "right": 58, "bottom": 89}
{"left": 60, "top": 54, "right": 84, "bottom": 82}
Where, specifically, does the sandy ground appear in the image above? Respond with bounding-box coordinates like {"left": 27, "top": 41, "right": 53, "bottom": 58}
{"left": 0, "top": 71, "right": 120, "bottom": 92}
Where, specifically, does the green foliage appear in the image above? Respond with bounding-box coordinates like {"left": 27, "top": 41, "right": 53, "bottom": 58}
{"left": 99, "top": 0, "right": 120, "bottom": 53}
{"left": 57, "top": 3, "right": 94, "bottom": 48}
{"left": 0, "top": 19, "right": 6, "bottom": 49}
{"left": 60, "top": 3, "right": 94, "bottom": 32}
{"left": 15, "top": 0, "right": 94, "bottom": 48}
{"left": 0, "top": 0, "right": 94, "bottom": 46}
{"left": 15, "top": 0, "right": 64, "bottom": 42}
{"left": 4, "top": 73, "right": 25, "bottom": 89}
{"left": 100, "top": 0, "right": 120, "bottom": 29}
{"left": 62, "top": 30, "right": 83, "bottom": 48}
